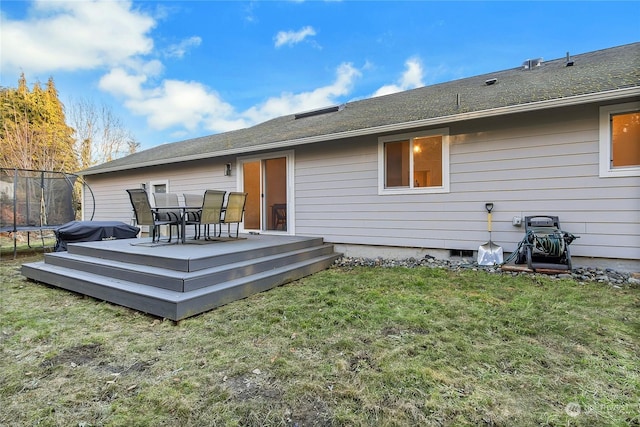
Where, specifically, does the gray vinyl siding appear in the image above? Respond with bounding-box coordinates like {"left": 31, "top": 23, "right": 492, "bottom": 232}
{"left": 82, "top": 103, "right": 638, "bottom": 261}
{"left": 83, "top": 158, "right": 236, "bottom": 224}
{"left": 294, "top": 104, "right": 639, "bottom": 260}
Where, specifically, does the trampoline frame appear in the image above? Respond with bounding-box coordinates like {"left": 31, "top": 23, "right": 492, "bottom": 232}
{"left": 0, "top": 168, "right": 95, "bottom": 258}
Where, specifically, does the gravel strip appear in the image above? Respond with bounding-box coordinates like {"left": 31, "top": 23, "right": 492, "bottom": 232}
{"left": 333, "top": 256, "right": 640, "bottom": 288}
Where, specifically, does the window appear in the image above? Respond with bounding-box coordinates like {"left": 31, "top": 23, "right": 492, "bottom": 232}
{"left": 148, "top": 180, "right": 170, "bottom": 206}
{"left": 152, "top": 183, "right": 167, "bottom": 193}
{"left": 379, "top": 128, "right": 449, "bottom": 194}
{"left": 599, "top": 102, "right": 640, "bottom": 177}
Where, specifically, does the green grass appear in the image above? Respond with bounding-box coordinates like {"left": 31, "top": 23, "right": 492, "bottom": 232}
{"left": 1, "top": 253, "right": 639, "bottom": 426}
{"left": 0, "top": 232, "right": 56, "bottom": 259}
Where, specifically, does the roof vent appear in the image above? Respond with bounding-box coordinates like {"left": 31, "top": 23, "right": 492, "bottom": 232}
{"left": 565, "top": 52, "right": 574, "bottom": 67}
{"left": 485, "top": 78, "right": 497, "bottom": 86}
{"left": 294, "top": 104, "right": 344, "bottom": 120}
{"left": 522, "top": 58, "right": 543, "bottom": 70}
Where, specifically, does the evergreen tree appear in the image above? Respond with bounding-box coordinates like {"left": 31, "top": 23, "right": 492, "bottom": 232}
{"left": 0, "top": 74, "right": 77, "bottom": 171}
{"left": 2, "top": 74, "right": 137, "bottom": 171}
{"left": 43, "top": 77, "right": 77, "bottom": 170}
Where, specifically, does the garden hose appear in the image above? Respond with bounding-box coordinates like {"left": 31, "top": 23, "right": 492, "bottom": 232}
{"left": 501, "top": 229, "right": 578, "bottom": 266}
{"left": 528, "top": 230, "right": 566, "bottom": 257}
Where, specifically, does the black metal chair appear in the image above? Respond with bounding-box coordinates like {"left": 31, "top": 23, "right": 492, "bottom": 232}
{"left": 126, "top": 189, "right": 180, "bottom": 243}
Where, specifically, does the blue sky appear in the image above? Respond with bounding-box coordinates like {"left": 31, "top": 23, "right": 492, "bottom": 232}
{"left": 1, "top": 1, "right": 638, "bottom": 150}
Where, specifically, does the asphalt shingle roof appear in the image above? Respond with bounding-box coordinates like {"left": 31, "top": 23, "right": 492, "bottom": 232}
{"left": 82, "top": 42, "right": 640, "bottom": 175}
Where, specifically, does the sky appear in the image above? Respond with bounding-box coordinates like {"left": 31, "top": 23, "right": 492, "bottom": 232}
{"left": 1, "top": 1, "right": 639, "bottom": 150}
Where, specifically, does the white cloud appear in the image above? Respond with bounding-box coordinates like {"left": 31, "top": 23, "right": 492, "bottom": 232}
{"left": 373, "top": 57, "right": 425, "bottom": 97}
{"left": 274, "top": 26, "right": 316, "bottom": 48}
{"left": 127, "top": 79, "right": 244, "bottom": 132}
{"left": 98, "top": 68, "right": 148, "bottom": 99}
{"left": 165, "top": 36, "right": 202, "bottom": 59}
{"left": 242, "top": 62, "right": 361, "bottom": 124}
{"left": 0, "top": 1, "right": 361, "bottom": 140}
{"left": 0, "top": 0, "right": 155, "bottom": 74}
{"left": 100, "top": 69, "right": 249, "bottom": 133}
{"left": 98, "top": 62, "right": 361, "bottom": 135}
{"left": 243, "top": 1, "right": 259, "bottom": 23}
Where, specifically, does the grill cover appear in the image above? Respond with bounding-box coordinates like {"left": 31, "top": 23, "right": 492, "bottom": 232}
{"left": 54, "top": 221, "right": 140, "bottom": 251}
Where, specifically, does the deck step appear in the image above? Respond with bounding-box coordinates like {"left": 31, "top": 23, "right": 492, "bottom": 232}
{"left": 22, "top": 253, "right": 339, "bottom": 320}
{"left": 43, "top": 244, "right": 337, "bottom": 292}
{"left": 21, "top": 235, "right": 341, "bottom": 320}
{"left": 66, "top": 235, "right": 327, "bottom": 272}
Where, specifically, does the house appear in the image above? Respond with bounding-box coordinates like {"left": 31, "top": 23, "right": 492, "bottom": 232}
{"left": 79, "top": 43, "right": 640, "bottom": 268}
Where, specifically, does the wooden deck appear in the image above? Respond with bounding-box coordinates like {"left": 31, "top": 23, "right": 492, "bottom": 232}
{"left": 21, "top": 234, "right": 341, "bottom": 321}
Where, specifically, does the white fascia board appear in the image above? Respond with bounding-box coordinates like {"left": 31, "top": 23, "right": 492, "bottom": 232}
{"left": 81, "top": 87, "right": 640, "bottom": 176}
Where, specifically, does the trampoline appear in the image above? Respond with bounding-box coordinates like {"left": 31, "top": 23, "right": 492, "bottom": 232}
{"left": 0, "top": 168, "right": 95, "bottom": 258}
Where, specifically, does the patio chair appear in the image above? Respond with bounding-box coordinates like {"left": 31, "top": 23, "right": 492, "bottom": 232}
{"left": 153, "top": 192, "right": 182, "bottom": 240}
{"left": 183, "top": 193, "right": 204, "bottom": 239}
{"left": 126, "top": 189, "right": 180, "bottom": 243}
{"left": 152, "top": 193, "right": 181, "bottom": 221}
{"left": 272, "top": 203, "right": 287, "bottom": 231}
{"left": 197, "top": 190, "right": 226, "bottom": 240}
{"left": 222, "top": 192, "right": 248, "bottom": 238}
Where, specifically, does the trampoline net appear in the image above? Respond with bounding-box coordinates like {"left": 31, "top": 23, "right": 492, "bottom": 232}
{"left": 1, "top": 168, "right": 78, "bottom": 231}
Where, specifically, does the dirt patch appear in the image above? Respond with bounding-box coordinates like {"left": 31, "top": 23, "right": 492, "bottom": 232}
{"left": 223, "top": 374, "right": 333, "bottom": 425}
{"left": 380, "top": 326, "right": 401, "bottom": 336}
{"left": 223, "top": 374, "right": 283, "bottom": 402}
{"left": 349, "top": 351, "right": 376, "bottom": 373}
{"left": 39, "top": 343, "right": 155, "bottom": 376}
{"left": 40, "top": 343, "right": 102, "bottom": 368}
{"left": 285, "top": 397, "right": 333, "bottom": 427}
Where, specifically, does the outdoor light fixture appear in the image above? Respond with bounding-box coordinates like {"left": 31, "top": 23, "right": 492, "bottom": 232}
{"left": 224, "top": 163, "right": 232, "bottom": 176}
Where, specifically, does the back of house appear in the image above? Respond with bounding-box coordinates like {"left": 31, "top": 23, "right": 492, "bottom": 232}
{"left": 80, "top": 42, "right": 640, "bottom": 269}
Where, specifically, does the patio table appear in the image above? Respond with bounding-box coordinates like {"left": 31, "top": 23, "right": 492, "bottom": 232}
{"left": 153, "top": 206, "right": 200, "bottom": 244}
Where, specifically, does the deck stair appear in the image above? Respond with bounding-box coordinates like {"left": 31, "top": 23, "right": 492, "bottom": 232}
{"left": 21, "top": 234, "right": 341, "bottom": 321}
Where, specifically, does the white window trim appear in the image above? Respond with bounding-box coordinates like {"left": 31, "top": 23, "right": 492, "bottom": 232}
{"left": 147, "top": 179, "right": 170, "bottom": 206}
{"left": 378, "top": 128, "right": 450, "bottom": 195}
{"left": 599, "top": 102, "right": 640, "bottom": 178}
{"left": 237, "top": 150, "right": 295, "bottom": 235}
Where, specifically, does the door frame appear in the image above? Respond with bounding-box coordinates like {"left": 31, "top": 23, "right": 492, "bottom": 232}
{"left": 237, "top": 150, "right": 295, "bottom": 234}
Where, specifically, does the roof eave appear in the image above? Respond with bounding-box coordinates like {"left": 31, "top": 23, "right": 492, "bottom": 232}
{"left": 80, "top": 86, "right": 640, "bottom": 176}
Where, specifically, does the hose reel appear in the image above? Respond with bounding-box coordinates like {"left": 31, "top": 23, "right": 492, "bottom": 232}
{"left": 513, "top": 216, "right": 578, "bottom": 271}
{"left": 526, "top": 228, "right": 576, "bottom": 258}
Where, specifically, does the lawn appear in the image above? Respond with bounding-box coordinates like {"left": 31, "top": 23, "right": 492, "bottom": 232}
{"left": 1, "top": 250, "right": 638, "bottom": 426}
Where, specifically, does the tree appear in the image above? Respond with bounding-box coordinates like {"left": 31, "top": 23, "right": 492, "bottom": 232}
{"left": 67, "top": 98, "right": 140, "bottom": 169}
{"left": 1, "top": 74, "right": 138, "bottom": 172}
{"left": 0, "top": 74, "right": 77, "bottom": 172}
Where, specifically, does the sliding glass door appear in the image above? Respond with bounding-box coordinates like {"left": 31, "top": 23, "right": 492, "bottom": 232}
{"left": 241, "top": 152, "right": 292, "bottom": 233}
